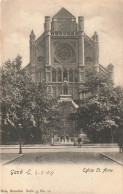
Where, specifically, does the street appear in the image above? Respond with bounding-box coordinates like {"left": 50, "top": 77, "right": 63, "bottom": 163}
{"left": 6, "top": 152, "right": 117, "bottom": 164}
{"left": 1, "top": 145, "right": 123, "bottom": 166}
{"left": 1, "top": 151, "right": 117, "bottom": 165}
{"left": 1, "top": 147, "right": 123, "bottom": 194}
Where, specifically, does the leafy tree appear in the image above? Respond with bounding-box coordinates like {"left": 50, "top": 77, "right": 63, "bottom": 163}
{"left": 1, "top": 56, "right": 59, "bottom": 144}
{"left": 77, "top": 68, "right": 123, "bottom": 143}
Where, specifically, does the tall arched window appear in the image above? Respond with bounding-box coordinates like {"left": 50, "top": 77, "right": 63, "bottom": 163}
{"left": 52, "top": 69, "right": 56, "bottom": 82}
{"left": 80, "top": 72, "right": 85, "bottom": 82}
{"left": 63, "top": 69, "right": 68, "bottom": 81}
{"left": 58, "top": 69, "right": 62, "bottom": 82}
{"left": 69, "top": 69, "right": 73, "bottom": 82}
{"left": 74, "top": 70, "right": 78, "bottom": 82}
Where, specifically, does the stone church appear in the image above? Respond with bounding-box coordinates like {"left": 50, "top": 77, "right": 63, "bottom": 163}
{"left": 25, "top": 8, "right": 114, "bottom": 143}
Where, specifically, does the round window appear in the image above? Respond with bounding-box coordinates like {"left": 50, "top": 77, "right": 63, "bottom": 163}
{"left": 55, "top": 43, "right": 75, "bottom": 63}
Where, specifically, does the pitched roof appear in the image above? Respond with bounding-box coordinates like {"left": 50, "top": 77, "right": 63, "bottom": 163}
{"left": 99, "top": 64, "right": 108, "bottom": 74}
{"left": 53, "top": 7, "right": 75, "bottom": 19}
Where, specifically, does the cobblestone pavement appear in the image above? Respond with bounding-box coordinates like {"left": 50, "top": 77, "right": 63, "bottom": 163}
{"left": 1, "top": 152, "right": 116, "bottom": 165}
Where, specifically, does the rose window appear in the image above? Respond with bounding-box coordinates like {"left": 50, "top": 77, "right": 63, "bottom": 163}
{"left": 55, "top": 43, "right": 75, "bottom": 63}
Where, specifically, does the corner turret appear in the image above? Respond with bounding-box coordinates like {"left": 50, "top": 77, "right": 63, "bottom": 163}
{"left": 30, "top": 30, "right": 36, "bottom": 41}
{"left": 92, "top": 31, "right": 98, "bottom": 42}
{"left": 78, "top": 16, "right": 84, "bottom": 32}
{"left": 92, "top": 32, "right": 99, "bottom": 71}
{"left": 107, "top": 63, "right": 114, "bottom": 84}
{"left": 29, "top": 30, "right": 36, "bottom": 65}
{"left": 44, "top": 16, "right": 51, "bottom": 35}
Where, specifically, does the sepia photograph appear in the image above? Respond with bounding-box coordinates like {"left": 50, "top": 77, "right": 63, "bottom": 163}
{"left": 0, "top": 0, "right": 123, "bottom": 193}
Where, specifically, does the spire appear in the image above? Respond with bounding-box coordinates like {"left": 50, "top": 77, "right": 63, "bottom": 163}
{"left": 31, "top": 29, "right": 34, "bottom": 34}
{"left": 30, "top": 29, "right": 35, "bottom": 40}
{"left": 107, "top": 63, "right": 114, "bottom": 70}
{"left": 92, "top": 31, "right": 98, "bottom": 42}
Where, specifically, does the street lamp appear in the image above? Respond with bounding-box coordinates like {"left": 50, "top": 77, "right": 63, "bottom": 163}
{"left": 73, "top": 114, "right": 78, "bottom": 146}
{"left": 75, "top": 114, "right": 78, "bottom": 136}
{"left": 51, "top": 133, "right": 54, "bottom": 146}
{"left": 18, "top": 123, "right": 22, "bottom": 154}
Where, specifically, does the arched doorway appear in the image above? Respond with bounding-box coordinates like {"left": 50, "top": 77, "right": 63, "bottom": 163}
{"left": 53, "top": 99, "right": 78, "bottom": 145}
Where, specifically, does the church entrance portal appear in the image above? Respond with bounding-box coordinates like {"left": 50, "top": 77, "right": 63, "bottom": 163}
{"left": 53, "top": 89, "right": 79, "bottom": 145}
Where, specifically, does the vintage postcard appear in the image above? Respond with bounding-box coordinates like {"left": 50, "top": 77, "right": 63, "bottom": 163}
{"left": 0, "top": 0, "right": 123, "bottom": 193}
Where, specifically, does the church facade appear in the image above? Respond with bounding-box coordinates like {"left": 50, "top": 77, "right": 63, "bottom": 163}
{"left": 25, "top": 8, "right": 114, "bottom": 143}
{"left": 26, "top": 8, "right": 114, "bottom": 101}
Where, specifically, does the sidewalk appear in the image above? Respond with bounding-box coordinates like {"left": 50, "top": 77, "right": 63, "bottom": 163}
{"left": 101, "top": 152, "right": 123, "bottom": 166}
{"left": 0, "top": 144, "right": 119, "bottom": 154}
{"left": 0, "top": 153, "right": 23, "bottom": 165}
{"left": 0, "top": 143, "right": 119, "bottom": 149}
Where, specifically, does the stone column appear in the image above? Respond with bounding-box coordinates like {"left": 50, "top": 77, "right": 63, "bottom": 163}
{"left": 45, "top": 16, "right": 51, "bottom": 82}
{"left": 78, "top": 16, "right": 84, "bottom": 67}
{"left": 73, "top": 71, "right": 75, "bottom": 82}
{"left": 44, "top": 16, "right": 51, "bottom": 66}
{"left": 56, "top": 70, "right": 58, "bottom": 82}
{"left": 50, "top": 70, "right": 52, "bottom": 82}
{"left": 62, "top": 69, "right": 63, "bottom": 82}
{"left": 67, "top": 70, "right": 69, "bottom": 82}
{"left": 92, "top": 32, "right": 99, "bottom": 72}
{"left": 78, "top": 16, "right": 85, "bottom": 84}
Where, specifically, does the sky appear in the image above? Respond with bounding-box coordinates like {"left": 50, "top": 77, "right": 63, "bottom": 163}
{"left": 1, "top": 0, "right": 123, "bottom": 86}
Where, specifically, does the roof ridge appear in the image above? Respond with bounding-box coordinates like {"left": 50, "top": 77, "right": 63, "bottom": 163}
{"left": 99, "top": 64, "right": 108, "bottom": 73}
{"left": 35, "top": 33, "right": 44, "bottom": 43}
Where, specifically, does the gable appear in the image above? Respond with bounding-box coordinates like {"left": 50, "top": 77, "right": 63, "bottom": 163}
{"left": 53, "top": 8, "right": 75, "bottom": 19}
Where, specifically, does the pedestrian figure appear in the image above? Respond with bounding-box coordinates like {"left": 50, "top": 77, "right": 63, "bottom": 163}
{"left": 60, "top": 136, "right": 62, "bottom": 142}
{"left": 60, "top": 135, "right": 64, "bottom": 142}
{"left": 66, "top": 134, "right": 69, "bottom": 142}
{"left": 78, "top": 137, "right": 82, "bottom": 147}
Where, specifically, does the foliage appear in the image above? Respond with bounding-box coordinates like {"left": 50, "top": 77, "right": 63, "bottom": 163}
{"left": 1, "top": 56, "right": 59, "bottom": 144}
{"left": 77, "top": 69, "right": 123, "bottom": 143}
